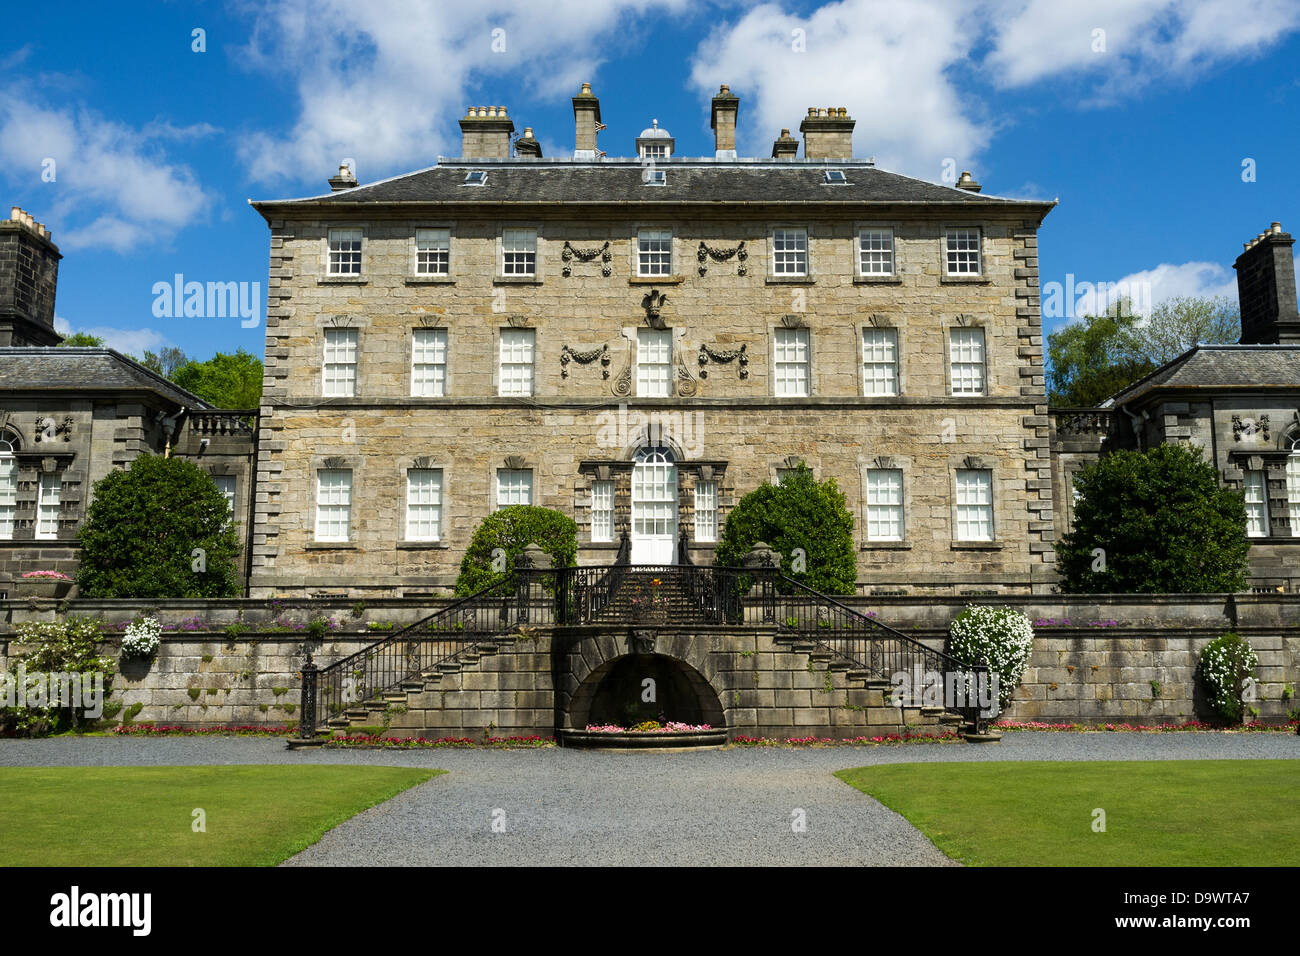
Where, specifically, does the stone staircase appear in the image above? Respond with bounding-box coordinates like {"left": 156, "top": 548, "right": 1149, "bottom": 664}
{"left": 590, "top": 569, "right": 711, "bottom": 626}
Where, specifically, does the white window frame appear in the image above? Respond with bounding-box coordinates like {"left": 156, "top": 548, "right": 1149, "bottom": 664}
{"left": 498, "top": 328, "right": 535, "bottom": 397}
{"left": 0, "top": 440, "right": 16, "bottom": 540}
{"left": 405, "top": 468, "right": 443, "bottom": 542}
{"left": 637, "top": 228, "right": 673, "bottom": 277}
{"left": 862, "top": 327, "right": 899, "bottom": 397}
{"left": 636, "top": 327, "right": 673, "bottom": 398}
{"left": 955, "top": 469, "right": 993, "bottom": 542}
{"left": 866, "top": 469, "right": 904, "bottom": 542}
{"left": 857, "top": 228, "right": 894, "bottom": 277}
{"left": 944, "top": 227, "right": 981, "bottom": 276}
{"left": 496, "top": 468, "right": 533, "bottom": 509}
{"left": 1244, "top": 470, "right": 1269, "bottom": 538}
{"left": 773, "top": 327, "right": 810, "bottom": 397}
{"left": 36, "top": 473, "right": 60, "bottom": 540}
{"left": 590, "top": 479, "right": 614, "bottom": 543}
{"left": 213, "top": 475, "right": 237, "bottom": 531}
{"left": 949, "top": 327, "right": 986, "bottom": 396}
{"left": 327, "top": 227, "right": 363, "bottom": 276}
{"left": 694, "top": 480, "right": 717, "bottom": 543}
{"left": 1286, "top": 446, "right": 1300, "bottom": 532}
{"left": 501, "top": 228, "right": 537, "bottom": 277}
{"left": 771, "top": 227, "right": 808, "bottom": 277}
{"left": 414, "top": 228, "right": 450, "bottom": 276}
{"left": 411, "top": 327, "right": 448, "bottom": 397}
{"left": 640, "top": 142, "right": 669, "bottom": 160}
{"left": 322, "top": 327, "right": 358, "bottom": 397}
{"left": 315, "top": 469, "right": 352, "bottom": 543}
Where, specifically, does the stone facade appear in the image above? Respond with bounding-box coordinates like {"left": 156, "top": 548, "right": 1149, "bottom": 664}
{"left": 248, "top": 84, "right": 1057, "bottom": 597}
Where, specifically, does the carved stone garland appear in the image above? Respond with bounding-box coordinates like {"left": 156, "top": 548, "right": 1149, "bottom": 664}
{"left": 697, "top": 240, "right": 747, "bottom": 277}
{"left": 698, "top": 343, "right": 748, "bottom": 379}
{"left": 562, "top": 240, "right": 612, "bottom": 277}
{"left": 561, "top": 344, "right": 611, "bottom": 379}
{"left": 1232, "top": 414, "right": 1270, "bottom": 442}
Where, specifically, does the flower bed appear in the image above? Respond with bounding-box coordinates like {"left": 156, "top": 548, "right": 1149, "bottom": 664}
{"left": 325, "top": 734, "right": 554, "bottom": 749}
{"left": 584, "top": 721, "right": 713, "bottom": 733}
{"left": 994, "top": 719, "right": 1298, "bottom": 733}
{"left": 111, "top": 724, "right": 297, "bottom": 737}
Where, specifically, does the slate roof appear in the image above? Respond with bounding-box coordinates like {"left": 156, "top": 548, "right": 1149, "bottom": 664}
{"left": 252, "top": 159, "right": 1056, "bottom": 213}
{"left": 1107, "top": 345, "right": 1300, "bottom": 405}
{"left": 0, "top": 348, "right": 211, "bottom": 407}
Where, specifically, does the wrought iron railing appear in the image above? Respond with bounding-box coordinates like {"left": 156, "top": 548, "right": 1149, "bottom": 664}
{"left": 763, "top": 574, "right": 990, "bottom": 732}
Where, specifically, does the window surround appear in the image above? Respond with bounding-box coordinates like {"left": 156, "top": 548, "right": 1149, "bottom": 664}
{"left": 855, "top": 224, "right": 897, "bottom": 279}
{"left": 496, "top": 326, "right": 536, "bottom": 397}
{"left": 771, "top": 325, "right": 812, "bottom": 398}
{"left": 949, "top": 458, "right": 1000, "bottom": 548}
{"left": 635, "top": 326, "right": 674, "bottom": 398}
{"left": 859, "top": 456, "right": 912, "bottom": 550}
{"left": 940, "top": 225, "right": 988, "bottom": 283}
{"left": 765, "top": 225, "right": 813, "bottom": 283}
{"left": 590, "top": 478, "right": 615, "bottom": 543}
{"left": 410, "top": 325, "right": 450, "bottom": 398}
{"left": 404, "top": 467, "right": 445, "bottom": 543}
{"left": 406, "top": 222, "right": 456, "bottom": 284}
{"left": 320, "top": 226, "right": 367, "bottom": 284}
{"left": 633, "top": 226, "right": 675, "bottom": 279}
{"left": 947, "top": 322, "right": 987, "bottom": 397}
{"left": 860, "top": 321, "right": 902, "bottom": 398}
{"left": 395, "top": 455, "right": 451, "bottom": 549}
{"left": 312, "top": 467, "right": 354, "bottom": 545}
{"left": 306, "top": 455, "right": 364, "bottom": 549}
{"left": 322, "top": 326, "right": 360, "bottom": 398}
{"left": 494, "top": 225, "right": 543, "bottom": 284}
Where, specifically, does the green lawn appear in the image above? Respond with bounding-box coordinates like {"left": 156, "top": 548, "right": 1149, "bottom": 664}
{"left": 0, "top": 765, "right": 442, "bottom": 866}
{"left": 836, "top": 760, "right": 1300, "bottom": 866}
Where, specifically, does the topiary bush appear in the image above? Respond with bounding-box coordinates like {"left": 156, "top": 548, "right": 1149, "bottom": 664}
{"left": 76, "top": 453, "right": 242, "bottom": 598}
{"left": 455, "top": 505, "right": 578, "bottom": 596}
{"left": 1056, "top": 443, "right": 1250, "bottom": 593}
{"left": 712, "top": 464, "right": 857, "bottom": 594}
{"left": 1198, "top": 632, "right": 1258, "bottom": 724}
{"left": 946, "top": 605, "right": 1036, "bottom": 711}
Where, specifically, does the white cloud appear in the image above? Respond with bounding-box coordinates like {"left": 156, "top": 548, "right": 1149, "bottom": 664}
{"left": 235, "top": 0, "right": 689, "bottom": 184}
{"left": 1110, "top": 260, "right": 1240, "bottom": 317}
{"left": 0, "top": 89, "right": 212, "bottom": 252}
{"left": 984, "top": 0, "right": 1300, "bottom": 97}
{"left": 54, "top": 315, "right": 168, "bottom": 355}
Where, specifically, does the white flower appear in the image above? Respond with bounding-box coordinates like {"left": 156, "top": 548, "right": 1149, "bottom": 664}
{"left": 120, "top": 617, "right": 162, "bottom": 659}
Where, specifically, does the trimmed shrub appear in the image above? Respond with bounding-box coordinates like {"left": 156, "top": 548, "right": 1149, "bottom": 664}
{"left": 1198, "top": 632, "right": 1258, "bottom": 724}
{"left": 946, "top": 605, "right": 1035, "bottom": 711}
{"left": 455, "top": 506, "right": 578, "bottom": 596}
{"left": 713, "top": 464, "right": 857, "bottom": 594}
{"left": 1056, "top": 443, "right": 1250, "bottom": 593}
{"left": 76, "top": 453, "right": 242, "bottom": 598}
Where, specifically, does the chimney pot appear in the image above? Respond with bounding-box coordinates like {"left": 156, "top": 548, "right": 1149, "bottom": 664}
{"left": 581, "top": 82, "right": 592, "bottom": 94}
{"left": 1271, "top": 222, "right": 1282, "bottom": 234}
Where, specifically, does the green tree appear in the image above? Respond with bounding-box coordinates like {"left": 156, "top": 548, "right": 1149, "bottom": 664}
{"left": 76, "top": 453, "right": 242, "bottom": 598}
{"left": 455, "top": 505, "right": 578, "bottom": 596}
{"left": 172, "top": 349, "right": 264, "bottom": 408}
{"left": 713, "top": 464, "right": 857, "bottom": 594}
{"left": 136, "top": 347, "right": 190, "bottom": 378}
{"left": 1126, "top": 295, "right": 1240, "bottom": 366}
{"left": 1056, "top": 443, "right": 1250, "bottom": 593}
{"left": 1047, "top": 307, "right": 1157, "bottom": 406}
{"left": 57, "top": 332, "right": 106, "bottom": 347}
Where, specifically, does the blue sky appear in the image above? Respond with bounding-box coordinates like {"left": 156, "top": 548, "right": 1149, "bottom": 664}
{"left": 4, "top": 0, "right": 1299, "bottom": 360}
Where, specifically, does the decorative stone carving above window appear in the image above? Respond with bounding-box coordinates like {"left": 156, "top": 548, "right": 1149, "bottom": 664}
{"left": 1232, "top": 414, "right": 1270, "bottom": 442}
{"left": 506, "top": 314, "right": 530, "bottom": 328}
{"left": 783, "top": 455, "right": 805, "bottom": 470}
{"left": 561, "top": 240, "right": 612, "bottom": 277}
{"left": 323, "top": 456, "right": 348, "bottom": 469}
{"left": 413, "top": 456, "right": 432, "bottom": 469}
{"left": 416, "top": 315, "right": 445, "bottom": 329}
{"left": 1247, "top": 454, "right": 1265, "bottom": 471}
{"left": 868, "top": 313, "right": 894, "bottom": 328}
{"left": 41, "top": 456, "right": 58, "bottom": 474}
{"left": 962, "top": 455, "right": 987, "bottom": 469}
{"left": 698, "top": 465, "right": 714, "bottom": 481}
{"left": 324, "top": 315, "right": 356, "bottom": 328}
{"left": 954, "top": 313, "right": 978, "bottom": 327}
{"left": 780, "top": 313, "right": 807, "bottom": 329}
{"left": 696, "top": 240, "right": 747, "bottom": 277}
{"left": 872, "top": 455, "right": 895, "bottom": 469}
{"left": 698, "top": 342, "right": 748, "bottom": 379}
{"left": 503, "top": 455, "right": 527, "bottom": 470}
{"left": 561, "top": 344, "right": 610, "bottom": 379}
{"left": 641, "top": 288, "right": 668, "bottom": 330}
{"left": 595, "top": 464, "right": 611, "bottom": 481}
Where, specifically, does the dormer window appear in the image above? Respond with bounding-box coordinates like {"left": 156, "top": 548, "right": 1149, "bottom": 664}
{"left": 463, "top": 170, "right": 487, "bottom": 186}
{"left": 643, "top": 169, "right": 666, "bottom": 186}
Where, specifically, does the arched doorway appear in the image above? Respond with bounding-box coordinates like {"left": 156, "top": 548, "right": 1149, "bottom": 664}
{"left": 567, "top": 653, "right": 726, "bottom": 730}
{"left": 631, "top": 445, "right": 677, "bottom": 564}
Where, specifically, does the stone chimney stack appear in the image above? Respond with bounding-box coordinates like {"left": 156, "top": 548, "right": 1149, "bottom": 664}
{"left": 572, "top": 83, "right": 602, "bottom": 159}
{"left": 1235, "top": 221, "right": 1300, "bottom": 345}
{"left": 955, "top": 170, "right": 982, "bottom": 193}
{"left": 459, "top": 105, "right": 515, "bottom": 159}
{"left": 328, "top": 162, "right": 358, "bottom": 191}
{"left": 771, "top": 128, "right": 799, "bottom": 159}
{"left": 0, "top": 206, "right": 62, "bottom": 347}
{"left": 799, "top": 106, "right": 855, "bottom": 160}
{"left": 711, "top": 84, "right": 739, "bottom": 160}
{"left": 515, "top": 127, "right": 543, "bottom": 158}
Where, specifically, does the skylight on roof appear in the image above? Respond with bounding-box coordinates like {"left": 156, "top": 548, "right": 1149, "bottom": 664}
{"left": 643, "top": 168, "right": 666, "bottom": 186}
{"left": 463, "top": 171, "right": 487, "bottom": 186}
{"left": 823, "top": 170, "right": 847, "bottom": 184}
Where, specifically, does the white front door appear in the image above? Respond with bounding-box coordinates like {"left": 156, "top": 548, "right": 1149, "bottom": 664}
{"left": 631, "top": 446, "right": 677, "bottom": 565}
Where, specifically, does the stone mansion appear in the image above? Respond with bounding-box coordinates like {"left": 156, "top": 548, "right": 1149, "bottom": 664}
{"left": 2, "top": 84, "right": 1297, "bottom": 600}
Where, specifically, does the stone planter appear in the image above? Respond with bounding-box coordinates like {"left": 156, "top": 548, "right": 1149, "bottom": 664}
{"left": 559, "top": 728, "right": 728, "bottom": 749}
{"left": 17, "top": 578, "right": 73, "bottom": 600}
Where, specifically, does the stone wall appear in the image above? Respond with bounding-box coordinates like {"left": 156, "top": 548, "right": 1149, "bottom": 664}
{"left": 2, "top": 594, "right": 1294, "bottom": 732}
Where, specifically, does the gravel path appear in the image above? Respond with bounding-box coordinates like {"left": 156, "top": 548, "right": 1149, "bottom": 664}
{"left": 2, "top": 733, "right": 1296, "bottom": 866}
